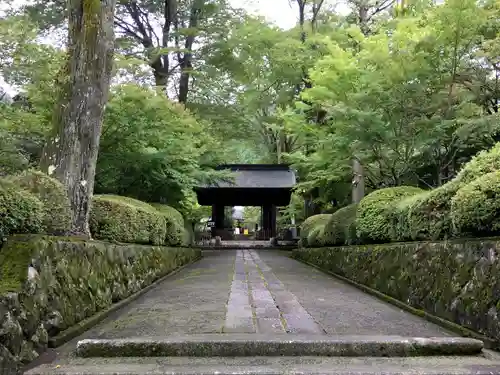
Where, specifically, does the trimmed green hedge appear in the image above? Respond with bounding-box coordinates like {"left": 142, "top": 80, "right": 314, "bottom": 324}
{"left": 356, "top": 186, "right": 423, "bottom": 243}
{"left": 307, "top": 225, "right": 325, "bottom": 248}
{"left": 395, "top": 183, "right": 460, "bottom": 241}
{"left": 299, "top": 214, "right": 331, "bottom": 247}
{"left": 151, "top": 204, "right": 187, "bottom": 246}
{"left": 0, "top": 171, "right": 190, "bottom": 247}
{"left": 299, "top": 143, "right": 500, "bottom": 248}
{"left": 322, "top": 203, "right": 358, "bottom": 246}
{"left": 405, "top": 143, "right": 500, "bottom": 241}
{"left": 0, "top": 179, "right": 44, "bottom": 239}
{"left": 151, "top": 204, "right": 184, "bottom": 227}
{"left": 454, "top": 142, "right": 500, "bottom": 185}
{"left": 89, "top": 195, "right": 166, "bottom": 245}
{"left": 5, "top": 170, "right": 72, "bottom": 235}
{"left": 451, "top": 171, "right": 500, "bottom": 236}
{"left": 389, "top": 192, "right": 426, "bottom": 242}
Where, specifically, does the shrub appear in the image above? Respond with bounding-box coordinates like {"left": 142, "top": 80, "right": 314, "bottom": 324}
{"left": 403, "top": 143, "right": 500, "bottom": 241}
{"left": 151, "top": 204, "right": 187, "bottom": 246}
{"left": 403, "top": 182, "right": 459, "bottom": 241}
{"left": 90, "top": 195, "right": 166, "bottom": 245}
{"left": 455, "top": 142, "right": 500, "bottom": 185}
{"left": 0, "top": 179, "right": 44, "bottom": 239}
{"left": 299, "top": 214, "right": 331, "bottom": 247}
{"left": 390, "top": 192, "right": 428, "bottom": 242}
{"left": 322, "top": 204, "right": 358, "bottom": 246}
{"left": 5, "top": 170, "right": 72, "bottom": 235}
{"left": 151, "top": 204, "right": 184, "bottom": 227}
{"left": 357, "top": 186, "right": 423, "bottom": 243}
{"left": 451, "top": 171, "right": 500, "bottom": 236}
{"left": 307, "top": 225, "right": 325, "bottom": 247}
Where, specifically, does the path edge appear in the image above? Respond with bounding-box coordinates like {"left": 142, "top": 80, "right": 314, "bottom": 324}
{"left": 48, "top": 254, "right": 203, "bottom": 348}
{"left": 291, "top": 254, "right": 498, "bottom": 350}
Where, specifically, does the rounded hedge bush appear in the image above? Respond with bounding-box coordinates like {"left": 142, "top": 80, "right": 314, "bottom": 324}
{"left": 390, "top": 192, "right": 428, "bottom": 242}
{"left": 322, "top": 203, "right": 358, "bottom": 246}
{"left": 307, "top": 225, "right": 325, "bottom": 247}
{"left": 5, "top": 170, "right": 72, "bottom": 235}
{"left": 90, "top": 195, "right": 166, "bottom": 245}
{"left": 455, "top": 142, "right": 500, "bottom": 185}
{"left": 403, "top": 182, "right": 459, "bottom": 240}
{"left": 299, "top": 214, "right": 331, "bottom": 247}
{"left": 404, "top": 143, "right": 500, "bottom": 241}
{"left": 357, "top": 186, "right": 423, "bottom": 243}
{"left": 0, "top": 179, "right": 44, "bottom": 239}
{"left": 451, "top": 171, "right": 500, "bottom": 236}
{"left": 151, "top": 204, "right": 187, "bottom": 246}
{"left": 151, "top": 204, "right": 184, "bottom": 227}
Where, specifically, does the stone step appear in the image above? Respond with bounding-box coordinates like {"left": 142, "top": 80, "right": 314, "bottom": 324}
{"left": 24, "top": 355, "right": 500, "bottom": 375}
{"left": 74, "top": 334, "right": 484, "bottom": 358}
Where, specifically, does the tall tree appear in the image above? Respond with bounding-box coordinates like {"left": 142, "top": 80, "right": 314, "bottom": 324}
{"left": 20, "top": 0, "right": 239, "bottom": 105}
{"left": 39, "top": 0, "right": 117, "bottom": 236}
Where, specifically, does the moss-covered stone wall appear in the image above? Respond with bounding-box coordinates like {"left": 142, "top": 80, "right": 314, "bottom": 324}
{"left": 0, "top": 235, "right": 201, "bottom": 373}
{"left": 292, "top": 238, "right": 500, "bottom": 344}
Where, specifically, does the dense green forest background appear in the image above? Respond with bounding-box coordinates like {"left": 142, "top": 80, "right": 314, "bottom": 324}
{"left": 0, "top": 0, "right": 498, "bottom": 228}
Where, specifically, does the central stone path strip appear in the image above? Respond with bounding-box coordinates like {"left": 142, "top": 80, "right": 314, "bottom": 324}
{"left": 245, "top": 250, "right": 286, "bottom": 334}
{"left": 224, "top": 251, "right": 255, "bottom": 333}
{"left": 224, "top": 250, "right": 324, "bottom": 334}
{"left": 248, "top": 250, "right": 325, "bottom": 335}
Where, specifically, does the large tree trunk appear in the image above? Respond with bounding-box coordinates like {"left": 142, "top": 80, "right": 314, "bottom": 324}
{"left": 178, "top": 0, "right": 201, "bottom": 104}
{"left": 40, "top": 0, "right": 116, "bottom": 237}
{"left": 352, "top": 158, "right": 365, "bottom": 203}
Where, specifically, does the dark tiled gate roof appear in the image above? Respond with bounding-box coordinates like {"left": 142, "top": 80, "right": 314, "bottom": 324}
{"left": 203, "top": 164, "right": 296, "bottom": 189}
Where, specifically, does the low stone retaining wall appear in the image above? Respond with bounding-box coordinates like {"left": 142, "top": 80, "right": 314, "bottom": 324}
{"left": 0, "top": 234, "right": 201, "bottom": 374}
{"left": 292, "top": 238, "right": 500, "bottom": 346}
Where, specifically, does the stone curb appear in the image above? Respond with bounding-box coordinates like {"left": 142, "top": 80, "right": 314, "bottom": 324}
{"left": 292, "top": 255, "right": 497, "bottom": 350}
{"left": 197, "top": 246, "right": 296, "bottom": 251}
{"left": 24, "top": 363, "right": 500, "bottom": 375}
{"left": 48, "top": 255, "right": 203, "bottom": 348}
{"left": 75, "top": 334, "right": 483, "bottom": 357}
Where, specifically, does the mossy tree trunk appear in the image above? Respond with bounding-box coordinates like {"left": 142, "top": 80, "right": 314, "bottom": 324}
{"left": 40, "top": 0, "right": 116, "bottom": 237}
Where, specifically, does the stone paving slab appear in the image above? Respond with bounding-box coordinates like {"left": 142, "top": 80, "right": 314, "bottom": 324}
{"left": 24, "top": 356, "right": 500, "bottom": 375}
{"left": 258, "top": 251, "right": 454, "bottom": 337}
{"left": 24, "top": 249, "right": 475, "bottom": 374}
{"left": 72, "top": 251, "right": 235, "bottom": 339}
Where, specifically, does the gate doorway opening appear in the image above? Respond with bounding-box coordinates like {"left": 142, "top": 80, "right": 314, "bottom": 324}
{"left": 195, "top": 164, "right": 296, "bottom": 241}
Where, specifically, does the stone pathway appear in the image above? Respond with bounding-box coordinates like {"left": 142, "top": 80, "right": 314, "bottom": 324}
{"left": 24, "top": 250, "right": 500, "bottom": 375}
{"left": 224, "top": 250, "right": 323, "bottom": 334}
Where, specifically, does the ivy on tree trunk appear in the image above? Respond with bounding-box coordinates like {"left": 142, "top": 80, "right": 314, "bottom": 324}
{"left": 40, "top": 0, "right": 116, "bottom": 237}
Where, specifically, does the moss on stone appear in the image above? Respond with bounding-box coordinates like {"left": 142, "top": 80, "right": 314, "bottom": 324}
{"left": 292, "top": 237, "right": 500, "bottom": 344}
{"left": 0, "top": 237, "right": 36, "bottom": 293}
{"left": 0, "top": 234, "right": 201, "bottom": 372}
